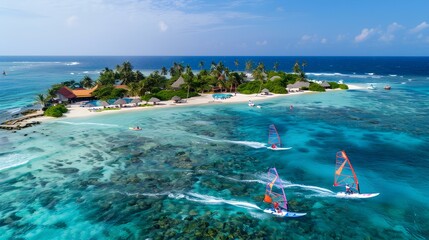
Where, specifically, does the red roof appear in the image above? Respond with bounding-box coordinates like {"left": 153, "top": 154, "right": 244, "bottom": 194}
{"left": 57, "top": 86, "right": 77, "bottom": 99}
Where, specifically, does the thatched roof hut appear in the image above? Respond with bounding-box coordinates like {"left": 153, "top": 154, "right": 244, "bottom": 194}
{"left": 114, "top": 99, "right": 127, "bottom": 105}
{"left": 148, "top": 97, "right": 161, "bottom": 105}
{"left": 171, "top": 96, "right": 182, "bottom": 103}
{"left": 320, "top": 81, "right": 331, "bottom": 88}
{"left": 261, "top": 88, "right": 270, "bottom": 95}
{"left": 130, "top": 97, "right": 141, "bottom": 104}
{"left": 100, "top": 101, "right": 109, "bottom": 107}
{"left": 171, "top": 76, "right": 185, "bottom": 90}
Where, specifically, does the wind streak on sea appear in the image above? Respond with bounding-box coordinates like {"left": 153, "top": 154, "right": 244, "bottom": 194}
{"left": 195, "top": 135, "right": 266, "bottom": 149}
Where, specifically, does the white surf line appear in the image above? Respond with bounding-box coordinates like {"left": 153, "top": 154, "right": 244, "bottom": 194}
{"left": 195, "top": 135, "right": 267, "bottom": 149}
{"left": 56, "top": 121, "right": 120, "bottom": 127}
{"left": 185, "top": 192, "right": 262, "bottom": 210}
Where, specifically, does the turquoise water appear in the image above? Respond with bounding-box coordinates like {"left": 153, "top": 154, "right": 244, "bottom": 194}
{"left": 212, "top": 93, "right": 233, "bottom": 100}
{"left": 0, "top": 57, "right": 429, "bottom": 239}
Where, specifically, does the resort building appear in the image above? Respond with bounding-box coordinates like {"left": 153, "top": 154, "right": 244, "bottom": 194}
{"left": 286, "top": 81, "right": 310, "bottom": 92}
{"left": 171, "top": 76, "right": 185, "bottom": 90}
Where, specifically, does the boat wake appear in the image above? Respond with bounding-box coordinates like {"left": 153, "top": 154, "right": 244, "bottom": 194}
{"left": 196, "top": 136, "right": 266, "bottom": 149}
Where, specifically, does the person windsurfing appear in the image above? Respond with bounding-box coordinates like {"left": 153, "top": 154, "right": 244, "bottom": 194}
{"left": 273, "top": 202, "right": 281, "bottom": 213}
{"left": 345, "top": 184, "right": 353, "bottom": 194}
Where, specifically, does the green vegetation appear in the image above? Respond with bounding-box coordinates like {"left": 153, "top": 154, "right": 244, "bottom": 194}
{"left": 339, "top": 84, "right": 349, "bottom": 89}
{"left": 93, "top": 86, "right": 127, "bottom": 101}
{"left": 328, "top": 81, "right": 340, "bottom": 89}
{"left": 44, "top": 104, "right": 68, "bottom": 117}
{"left": 309, "top": 83, "right": 326, "bottom": 92}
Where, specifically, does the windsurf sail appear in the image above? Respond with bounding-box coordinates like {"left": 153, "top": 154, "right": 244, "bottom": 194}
{"left": 268, "top": 124, "right": 282, "bottom": 148}
{"left": 263, "top": 168, "right": 288, "bottom": 210}
{"left": 333, "top": 150, "right": 360, "bottom": 193}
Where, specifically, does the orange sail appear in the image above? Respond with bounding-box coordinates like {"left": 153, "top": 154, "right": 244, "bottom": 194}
{"left": 333, "top": 150, "right": 360, "bottom": 193}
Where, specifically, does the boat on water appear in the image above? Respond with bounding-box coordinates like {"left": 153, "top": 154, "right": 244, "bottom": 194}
{"left": 266, "top": 124, "right": 292, "bottom": 150}
{"left": 263, "top": 168, "right": 306, "bottom": 217}
{"left": 384, "top": 85, "right": 391, "bottom": 90}
{"left": 248, "top": 100, "right": 255, "bottom": 107}
{"left": 129, "top": 127, "right": 142, "bottom": 131}
{"left": 333, "top": 150, "right": 380, "bottom": 199}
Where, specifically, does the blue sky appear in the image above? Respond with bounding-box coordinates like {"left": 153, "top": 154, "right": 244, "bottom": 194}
{"left": 1, "top": 0, "right": 429, "bottom": 56}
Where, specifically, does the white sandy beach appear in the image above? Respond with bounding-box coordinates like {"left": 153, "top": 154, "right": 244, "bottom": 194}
{"left": 30, "top": 84, "right": 363, "bottom": 123}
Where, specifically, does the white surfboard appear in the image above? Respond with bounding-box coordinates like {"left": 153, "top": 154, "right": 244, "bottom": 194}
{"left": 335, "top": 192, "right": 380, "bottom": 199}
{"left": 263, "top": 208, "right": 306, "bottom": 218}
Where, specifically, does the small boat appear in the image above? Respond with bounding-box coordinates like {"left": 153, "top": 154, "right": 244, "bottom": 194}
{"left": 263, "top": 168, "right": 306, "bottom": 217}
{"left": 248, "top": 100, "right": 255, "bottom": 107}
{"left": 129, "top": 127, "right": 142, "bottom": 131}
{"left": 266, "top": 124, "right": 292, "bottom": 150}
{"left": 384, "top": 85, "right": 391, "bottom": 90}
{"left": 333, "top": 150, "right": 380, "bottom": 199}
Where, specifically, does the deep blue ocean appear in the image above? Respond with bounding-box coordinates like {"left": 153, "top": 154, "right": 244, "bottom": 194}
{"left": 0, "top": 56, "right": 428, "bottom": 239}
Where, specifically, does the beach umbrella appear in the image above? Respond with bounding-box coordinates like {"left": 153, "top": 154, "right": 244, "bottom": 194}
{"left": 85, "top": 103, "right": 96, "bottom": 107}
{"left": 130, "top": 97, "right": 141, "bottom": 104}
{"left": 171, "top": 96, "right": 181, "bottom": 103}
{"left": 148, "top": 97, "right": 161, "bottom": 105}
{"left": 261, "top": 88, "right": 270, "bottom": 95}
{"left": 100, "top": 101, "right": 109, "bottom": 107}
{"left": 114, "top": 98, "right": 127, "bottom": 105}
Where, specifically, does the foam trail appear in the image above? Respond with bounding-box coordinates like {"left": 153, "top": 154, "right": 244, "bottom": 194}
{"left": 196, "top": 136, "right": 266, "bottom": 149}
{"left": 116, "top": 191, "right": 171, "bottom": 197}
{"left": 284, "top": 183, "right": 334, "bottom": 194}
{"left": 57, "top": 121, "right": 120, "bottom": 127}
{"left": 0, "top": 153, "right": 31, "bottom": 171}
{"left": 216, "top": 175, "right": 266, "bottom": 185}
{"left": 186, "top": 192, "right": 262, "bottom": 210}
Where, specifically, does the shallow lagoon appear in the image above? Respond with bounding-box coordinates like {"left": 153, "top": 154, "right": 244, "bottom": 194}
{"left": 1, "top": 81, "right": 428, "bottom": 239}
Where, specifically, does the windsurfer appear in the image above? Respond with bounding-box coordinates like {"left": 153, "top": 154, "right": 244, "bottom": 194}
{"left": 273, "top": 202, "right": 281, "bottom": 213}
{"left": 345, "top": 184, "right": 353, "bottom": 194}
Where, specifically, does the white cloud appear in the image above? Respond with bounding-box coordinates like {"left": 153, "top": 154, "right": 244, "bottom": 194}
{"left": 321, "top": 38, "right": 327, "bottom": 44}
{"left": 301, "top": 34, "right": 313, "bottom": 41}
{"left": 159, "top": 21, "right": 168, "bottom": 32}
{"left": 379, "top": 22, "right": 403, "bottom": 42}
{"left": 256, "top": 40, "right": 267, "bottom": 45}
{"left": 410, "top": 21, "right": 429, "bottom": 33}
{"left": 354, "top": 28, "right": 375, "bottom": 42}
{"left": 66, "top": 15, "right": 78, "bottom": 27}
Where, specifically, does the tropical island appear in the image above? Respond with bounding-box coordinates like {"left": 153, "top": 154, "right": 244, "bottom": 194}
{"left": 0, "top": 60, "right": 350, "bottom": 130}
{"left": 34, "top": 60, "right": 348, "bottom": 117}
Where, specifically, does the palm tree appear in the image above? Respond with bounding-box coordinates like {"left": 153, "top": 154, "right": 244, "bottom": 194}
{"left": 234, "top": 59, "right": 239, "bottom": 71}
{"left": 161, "top": 66, "right": 167, "bottom": 76}
{"left": 245, "top": 60, "right": 253, "bottom": 73}
{"left": 36, "top": 94, "right": 47, "bottom": 108}
{"left": 199, "top": 61, "right": 204, "bottom": 70}
{"left": 256, "top": 62, "right": 265, "bottom": 72}
{"left": 273, "top": 62, "right": 279, "bottom": 71}
{"left": 293, "top": 61, "right": 301, "bottom": 74}
{"left": 80, "top": 75, "right": 94, "bottom": 89}
{"left": 301, "top": 61, "right": 307, "bottom": 73}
